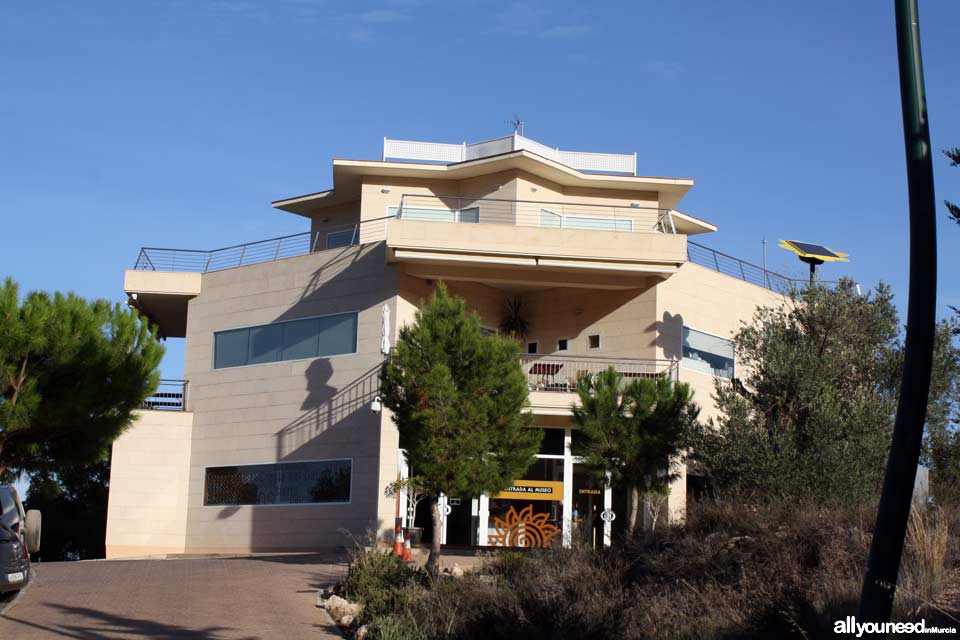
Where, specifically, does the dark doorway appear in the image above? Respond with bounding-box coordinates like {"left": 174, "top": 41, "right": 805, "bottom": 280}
{"left": 444, "top": 496, "right": 477, "bottom": 546}
{"left": 572, "top": 464, "right": 604, "bottom": 548}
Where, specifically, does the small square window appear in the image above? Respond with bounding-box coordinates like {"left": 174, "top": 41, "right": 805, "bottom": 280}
{"left": 527, "top": 342, "right": 538, "bottom": 354}
{"left": 588, "top": 334, "right": 601, "bottom": 350}
{"left": 557, "top": 338, "right": 568, "bottom": 351}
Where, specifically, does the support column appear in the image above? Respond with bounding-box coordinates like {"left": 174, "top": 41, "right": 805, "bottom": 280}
{"left": 397, "top": 449, "right": 409, "bottom": 528}
{"left": 562, "top": 429, "right": 574, "bottom": 547}
{"left": 438, "top": 494, "right": 449, "bottom": 545}
{"left": 477, "top": 494, "right": 490, "bottom": 546}
{"left": 603, "top": 471, "right": 613, "bottom": 548}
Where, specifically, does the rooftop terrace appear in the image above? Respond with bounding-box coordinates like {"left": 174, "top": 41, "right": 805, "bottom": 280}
{"left": 383, "top": 134, "right": 639, "bottom": 175}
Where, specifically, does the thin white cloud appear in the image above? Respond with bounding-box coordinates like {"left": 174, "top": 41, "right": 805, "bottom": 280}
{"left": 210, "top": 0, "right": 267, "bottom": 20}
{"left": 350, "top": 27, "right": 375, "bottom": 42}
{"left": 359, "top": 9, "right": 408, "bottom": 24}
{"left": 539, "top": 24, "right": 591, "bottom": 40}
{"left": 493, "top": 1, "right": 591, "bottom": 40}
{"left": 640, "top": 61, "right": 682, "bottom": 77}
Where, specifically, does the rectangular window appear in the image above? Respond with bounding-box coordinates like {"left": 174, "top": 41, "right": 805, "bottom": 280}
{"left": 527, "top": 341, "right": 538, "bottom": 354}
{"left": 682, "top": 326, "right": 735, "bottom": 379}
{"left": 248, "top": 324, "right": 282, "bottom": 365}
{"left": 213, "top": 328, "right": 249, "bottom": 369}
{"left": 588, "top": 334, "right": 601, "bottom": 350}
{"left": 557, "top": 338, "right": 568, "bottom": 351}
{"left": 564, "top": 216, "right": 632, "bottom": 232}
{"left": 281, "top": 318, "right": 320, "bottom": 361}
{"left": 537, "top": 428, "right": 565, "bottom": 456}
{"left": 539, "top": 208, "right": 632, "bottom": 232}
{"left": 388, "top": 205, "right": 479, "bottom": 223}
{"left": 204, "top": 460, "right": 351, "bottom": 506}
{"left": 458, "top": 207, "right": 480, "bottom": 223}
{"left": 213, "top": 312, "right": 358, "bottom": 369}
{"left": 316, "top": 313, "right": 358, "bottom": 357}
{"left": 401, "top": 207, "right": 456, "bottom": 222}
{"left": 540, "top": 209, "right": 562, "bottom": 228}
{"left": 326, "top": 228, "right": 358, "bottom": 249}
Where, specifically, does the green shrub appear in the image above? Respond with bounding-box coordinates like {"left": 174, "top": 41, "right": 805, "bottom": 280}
{"left": 367, "top": 611, "right": 428, "bottom": 640}
{"left": 338, "top": 545, "right": 427, "bottom": 622}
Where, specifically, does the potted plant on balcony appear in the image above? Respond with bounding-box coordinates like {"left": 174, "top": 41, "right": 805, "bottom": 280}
{"left": 384, "top": 476, "right": 428, "bottom": 546}
{"left": 499, "top": 296, "right": 530, "bottom": 339}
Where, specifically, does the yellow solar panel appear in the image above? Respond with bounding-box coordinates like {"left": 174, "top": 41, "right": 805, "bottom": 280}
{"left": 778, "top": 240, "right": 849, "bottom": 263}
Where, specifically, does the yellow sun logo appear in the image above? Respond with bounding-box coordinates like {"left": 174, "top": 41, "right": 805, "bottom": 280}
{"left": 489, "top": 504, "right": 561, "bottom": 548}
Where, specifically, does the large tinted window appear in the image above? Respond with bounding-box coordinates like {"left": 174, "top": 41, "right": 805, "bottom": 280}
{"left": 281, "top": 318, "right": 319, "bottom": 360}
{"left": 326, "top": 228, "right": 358, "bottom": 249}
{"left": 682, "top": 326, "right": 735, "bottom": 379}
{"left": 213, "top": 312, "right": 358, "bottom": 369}
{"left": 213, "top": 328, "right": 249, "bottom": 369}
{"left": 204, "top": 460, "right": 352, "bottom": 506}
{"left": 248, "top": 324, "right": 282, "bottom": 365}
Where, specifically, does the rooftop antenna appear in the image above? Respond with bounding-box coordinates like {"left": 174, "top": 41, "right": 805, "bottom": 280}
{"left": 507, "top": 116, "right": 525, "bottom": 137}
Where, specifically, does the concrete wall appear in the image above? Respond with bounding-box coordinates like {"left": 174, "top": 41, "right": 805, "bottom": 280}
{"left": 309, "top": 200, "right": 361, "bottom": 250}
{"left": 655, "top": 263, "right": 785, "bottom": 423}
{"left": 386, "top": 219, "right": 687, "bottom": 267}
{"left": 179, "top": 242, "right": 398, "bottom": 552}
{"left": 106, "top": 410, "right": 194, "bottom": 558}
{"left": 522, "top": 283, "right": 659, "bottom": 362}
{"left": 653, "top": 263, "right": 786, "bottom": 522}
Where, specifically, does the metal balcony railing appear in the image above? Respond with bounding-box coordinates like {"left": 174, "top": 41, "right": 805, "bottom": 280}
{"left": 395, "top": 194, "right": 677, "bottom": 234}
{"left": 142, "top": 379, "right": 188, "bottom": 411}
{"left": 133, "top": 218, "right": 390, "bottom": 273}
{"left": 131, "top": 207, "right": 830, "bottom": 298}
{"left": 519, "top": 354, "right": 678, "bottom": 393}
{"left": 687, "top": 241, "right": 803, "bottom": 293}
{"left": 384, "top": 134, "right": 638, "bottom": 175}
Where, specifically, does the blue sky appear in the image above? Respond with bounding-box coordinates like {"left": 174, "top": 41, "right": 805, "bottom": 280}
{"left": 1, "top": 1, "right": 959, "bottom": 380}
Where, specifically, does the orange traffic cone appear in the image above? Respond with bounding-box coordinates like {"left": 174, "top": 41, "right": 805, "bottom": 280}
{"left": 393, "top": 518, "right": 404, "bottom": 557}
{"left": 401, "top": 535, "right": 413, "bottom": 562}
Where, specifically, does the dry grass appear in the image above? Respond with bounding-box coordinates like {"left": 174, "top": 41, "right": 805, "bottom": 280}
{"left": 897, "top": 503, "right": 952, "bottom": 615}
{"left": 344, "top": 501, "right": 960, "bottom": 640}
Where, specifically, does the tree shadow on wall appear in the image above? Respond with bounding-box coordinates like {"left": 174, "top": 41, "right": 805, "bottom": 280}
{"left": 654, "top": 311, "right": 685, "bottom": 361}
{"left": 275, "top": 361, "right": 382, "bottom": 460}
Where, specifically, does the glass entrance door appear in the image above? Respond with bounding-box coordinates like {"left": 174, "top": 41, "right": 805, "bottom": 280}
{"left": 486, "top": 457, "right": 564, "bottom": 548}
{"left": 572, "top": 464, "right": 605, "bottom": 548}
{"left": 420, "top": 428, "right": 616, "bottom": 549}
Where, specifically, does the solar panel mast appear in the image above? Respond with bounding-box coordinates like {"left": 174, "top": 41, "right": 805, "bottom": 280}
{"left": 777, "top": 240, "right": 849, "bottom": 286}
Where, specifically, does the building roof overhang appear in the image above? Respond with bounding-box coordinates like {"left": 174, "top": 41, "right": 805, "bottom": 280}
{"left": 272, "top": 149, "right": 696, "bottom": 217}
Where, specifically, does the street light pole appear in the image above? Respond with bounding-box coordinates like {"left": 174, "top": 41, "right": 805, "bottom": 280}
{"left": 858, "top": 0, "right": 938, "bottom": 624}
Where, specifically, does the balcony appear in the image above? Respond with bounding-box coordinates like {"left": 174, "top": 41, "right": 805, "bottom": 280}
{"left": 142, "top": 380, "right": 188, "bottom": 411}
{"left": 520, "top": 355, "right": 678, "bottom": 415}
{"left": 386, "top": 194, "right": 687, "bottom": 290}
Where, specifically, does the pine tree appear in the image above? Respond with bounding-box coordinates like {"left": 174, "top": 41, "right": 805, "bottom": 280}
{"left": 380, "top": 283, "right": 540, "bottom": 574}
{"left": 0, "top": 277, "right": 164, "bottom": 478}
{"left": 946, "top": 147, "right": 960, "bottom": 226}
{"left": 571, "top": 367, "right": 697, "bottom": 538}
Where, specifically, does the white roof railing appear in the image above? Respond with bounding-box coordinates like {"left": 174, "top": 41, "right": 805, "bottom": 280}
{"left": 383, "top": 134, "right": 638, "bottom": 175}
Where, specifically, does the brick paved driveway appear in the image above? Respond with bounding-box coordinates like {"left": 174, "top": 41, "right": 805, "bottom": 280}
{"left": 0, "top": 554, "right": 348, "bottom": 639}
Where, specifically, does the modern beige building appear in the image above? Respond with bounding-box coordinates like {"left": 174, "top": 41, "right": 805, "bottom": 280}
{"left": 106, "top": 133, "right": 789, "bottom": 558}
